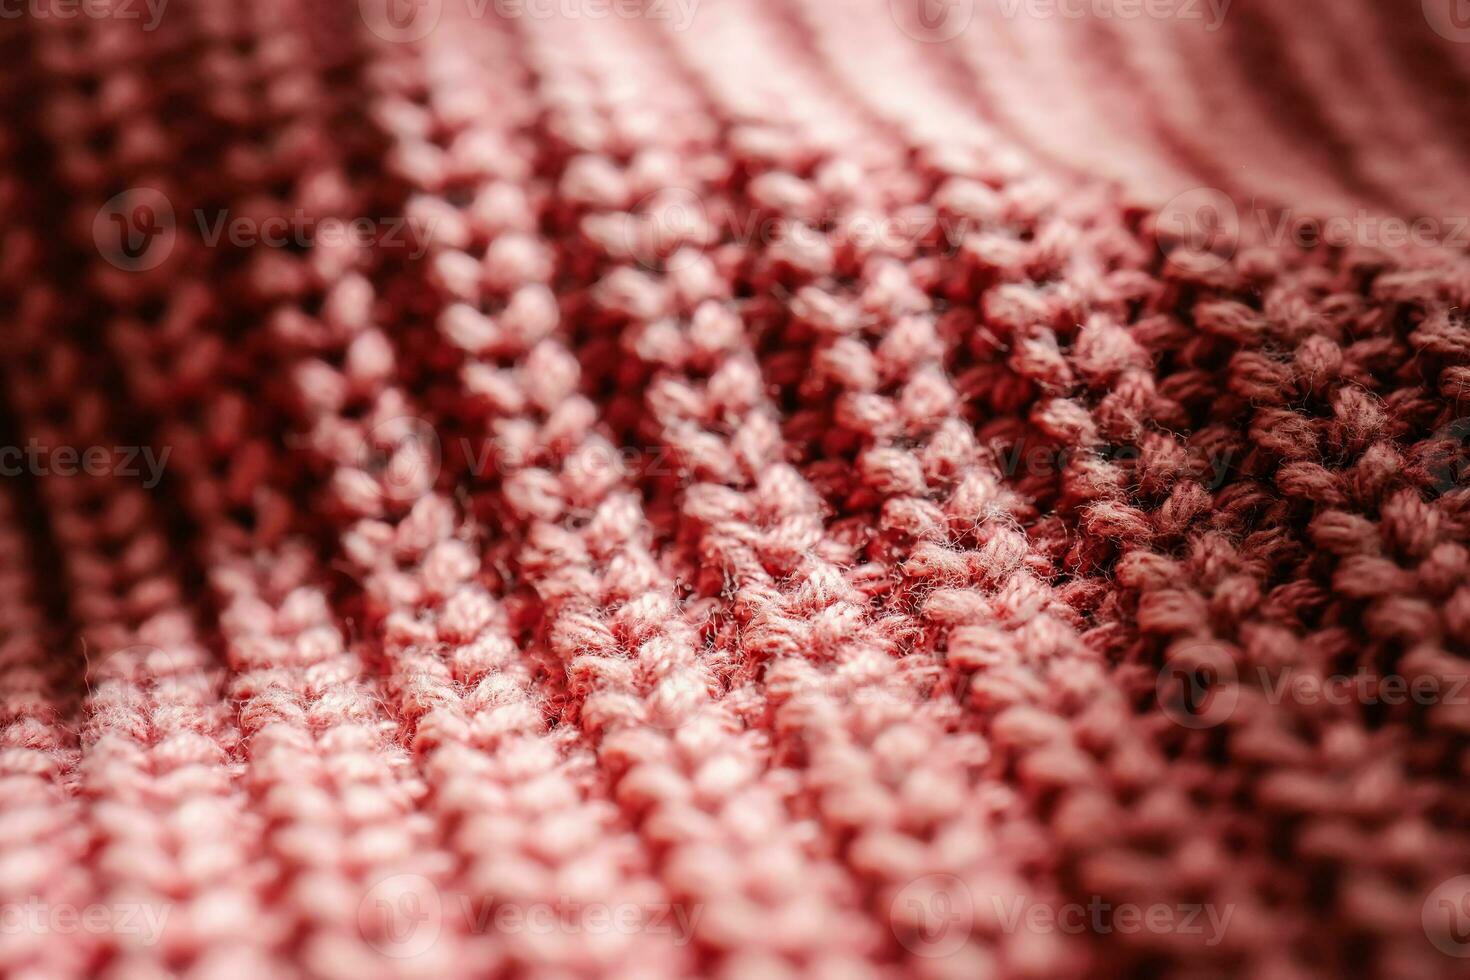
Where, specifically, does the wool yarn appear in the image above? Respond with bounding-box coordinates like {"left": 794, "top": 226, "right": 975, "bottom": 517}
{"left": 2, "top": 1, "right": 1470, "bottom": 978}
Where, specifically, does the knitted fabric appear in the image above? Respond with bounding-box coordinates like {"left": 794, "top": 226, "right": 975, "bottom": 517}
{"left": 2, "top": 2, "right": 1470, "bottom": 979}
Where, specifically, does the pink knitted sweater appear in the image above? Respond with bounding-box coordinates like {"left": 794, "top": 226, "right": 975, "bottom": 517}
{"left": 4, "top": 1, "right": 1470, "bottom": 978}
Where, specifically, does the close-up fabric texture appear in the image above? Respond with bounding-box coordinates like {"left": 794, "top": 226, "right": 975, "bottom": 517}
{"left": 3, "top": 1, "right": 1470, "bottom": 978}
